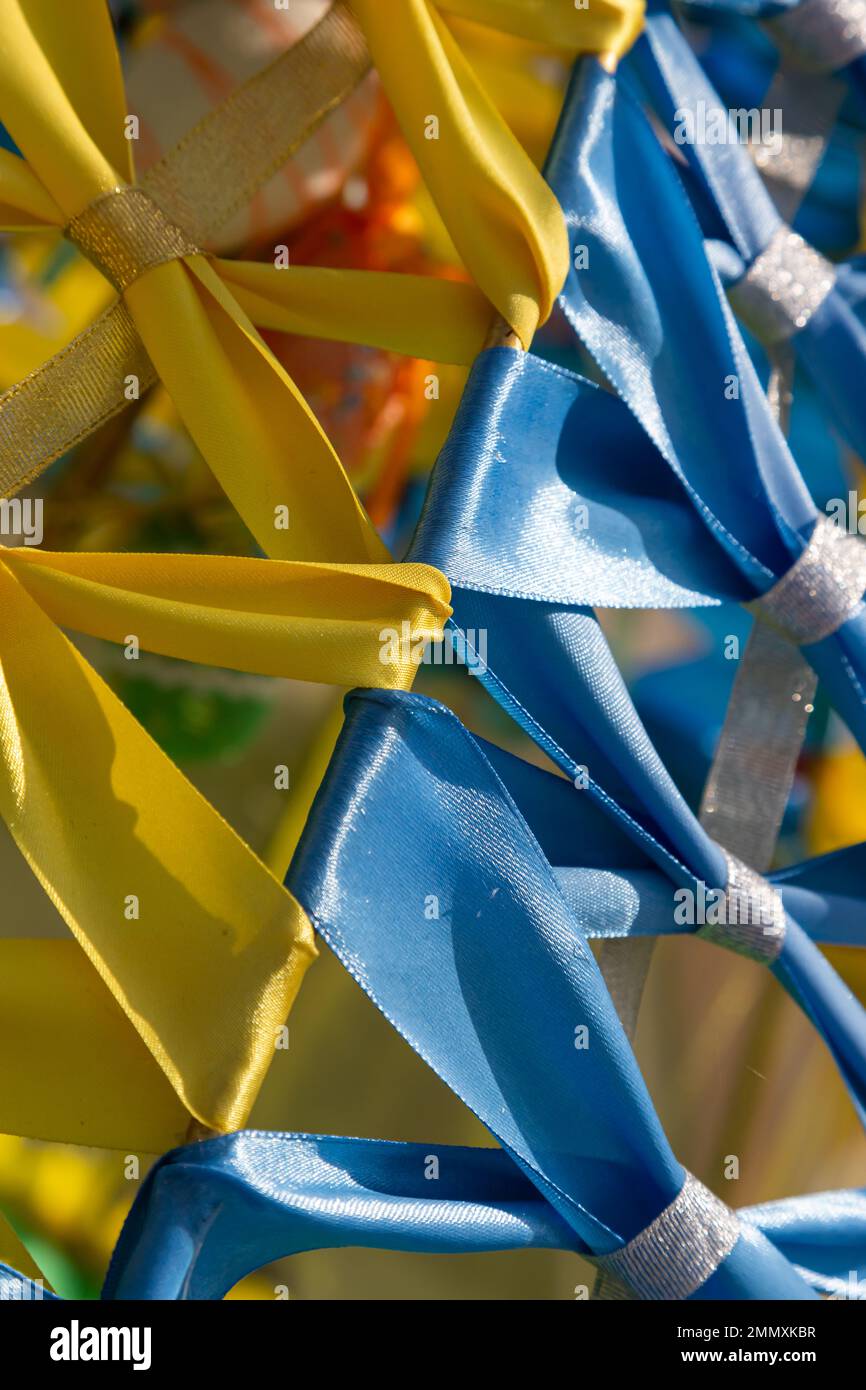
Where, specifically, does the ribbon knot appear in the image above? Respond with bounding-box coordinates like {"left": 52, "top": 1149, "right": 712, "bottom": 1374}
{"left": 696, "top": 852, "right": 786, "bottom": 965}
{"left": 729, "top": 226, "right": 836, "bottom": 344}
{"left": 593, "top": 1173, "right": 742, "bottom": 1300}
{"left": 65, "top": 186, "right": 199, "bottom": 293}
{"left": 748, "top": 513, "right": 866, "bottom": 646}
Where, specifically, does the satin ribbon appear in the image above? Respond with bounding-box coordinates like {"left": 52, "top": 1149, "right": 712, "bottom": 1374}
{"left": 544, "top": 50, "right": 866, "bottom": 762}
{"left": 0, "top": 1135, "right": 855, "bottom": 1300}
{"left": 0, "top": 0, "right": 640, "bottom": 508}
{"left": 85, "top": 1131, "right": 862, "bottom": 1300}
{"left": 629, "top": 9, "right": 866, "bottom": 469}
{"left": 0, "top": 551, "right": 450, "bottom": 1149}
{"left": 675, "top": 3, "right": 866, "bottom": 251}
{"left": 407, "top": 345, "right": 866, "bottom": 1123}
{"left": 277, "top": 688, "right": 817, "bottom": 1299}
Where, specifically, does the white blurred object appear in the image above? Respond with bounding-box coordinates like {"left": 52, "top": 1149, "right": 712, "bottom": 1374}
{"left": 123, "top": 0, "right": 379, "bottom": 251}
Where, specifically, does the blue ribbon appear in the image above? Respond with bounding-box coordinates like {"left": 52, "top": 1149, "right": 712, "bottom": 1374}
{"left": 4, "top": 1135, "right": 863, "bottom": 1301}
{"left": 407, "top": 340, "right": 866, "bottom": 1123}
{"left": 97, "top": 1132, "right": 863, "bottom": 1300}
{"left": 629, "top": 10, "right": 866, "bottom": 466}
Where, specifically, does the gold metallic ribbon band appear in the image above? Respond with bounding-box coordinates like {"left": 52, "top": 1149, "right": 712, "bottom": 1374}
{"left": 0, "top": 301, "right": 157, "bottom": 496}
{"left": 66, "top": 187, "right": 199, "bottom": 293}
{"left": 140, "top": 0, "right": 370, "bottom": 247}
{"left": 748, "top": 512, "right": 866, "bottom": 644}
{"left": 593, "top": 1173, "right": 742, "bottom": 1300}
{"left": 699, "top": 620, "right": 815, "bottom": 871}
{"left": 728, "top": 227, "right": 836, "bottom": 344}
{"left": 0, "top": 0, "right": 370, "bottom": 499}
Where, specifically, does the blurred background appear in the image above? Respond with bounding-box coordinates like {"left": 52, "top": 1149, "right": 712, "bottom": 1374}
{"left": 1, "top": 0, "right": 865, "bottom": 1299}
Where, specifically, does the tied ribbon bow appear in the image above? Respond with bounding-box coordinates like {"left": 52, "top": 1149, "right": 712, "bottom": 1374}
{"left": 0, "top": 550, "right": 450, "bottom": 1150}
{"left": 629, "top": 8, "right": 866, "bottom": 474}
{"left": 405, "top": 352, "right": 866, "bottom": 1118}
{"left": 270, "top": 688, "right": 823, "bottom": 1301}
{"left": 540, "top": 43, "right": 866, "bottom": 879}
{"left": 0, "top": 0, "right": 645, "bottom": 515}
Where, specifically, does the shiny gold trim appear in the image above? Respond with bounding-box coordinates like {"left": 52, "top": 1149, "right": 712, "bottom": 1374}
{"left": 0, "top": 302, "right": 156, "bottom": 498}
{"left": 66, "top": 187, "right": 198, "bottom": 292}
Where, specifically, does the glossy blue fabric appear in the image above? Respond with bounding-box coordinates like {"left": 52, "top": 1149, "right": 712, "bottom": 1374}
{"left": 407, "top": 345, "right": 866, "bottom": 1123}
{"left": 677, "top": 7, "right": 865, "bottom": 252}
{"left": 542, "top": 52, "right": 866, "bottom": 756}
{"left": 10, "top": 10, "right": 864, "bottom": 1307}
{"left": 682, "top": 0, "right": 866, "bottom": 128}
{"left": 279, "top": 688, "right": 837, "bottom": 1298}
{"left": 2, "top": 1140, "right": 860, "bottom": 1301}
{"left": 103, "top": 1136, "right": 582, "bottom": 1300}
{"left": 629, "top": 10, "right": 866, "bottom": 465}
{"left": 92, "top": 1133, "right": 860, "bottom": 1301}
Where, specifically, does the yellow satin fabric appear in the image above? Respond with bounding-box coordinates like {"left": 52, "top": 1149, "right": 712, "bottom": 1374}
{"left": 348, "top": 0, "right": 644, "bottom": 347}
{"left": 0, "top": 0, "right": 382, "bottom": 562}
{"left": 218, "top": 261, "right": 491, "bottom": 367}
{"left": 0, "top": 550, "right": 450, "bottom": 1146}
{"left": 0, "top": 0, "right": 641, "bottom": 1158}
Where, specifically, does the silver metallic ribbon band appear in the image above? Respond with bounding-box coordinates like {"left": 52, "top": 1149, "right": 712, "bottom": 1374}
{"left": 697, "top": 852, "right": 786, "bottom": 964}
{"left": 699, "top": 621, "right": 815, "bottom": 871}
{"left": 749, "top": 69, "right": 846, "bottom": 224}
{"left": 748, "top": 512, "right": 866, "bottom": 644}
{"left": 729, "top": 227, "right": 836, "bottom": 344}
{"left": 700, "top": 517, "right": 866, "bottom": 876}
{"left": 767, "top": 0, "right": 866, "bottom": 73}
{"left": 593, "top": 1173, "right": 742, "bottom": 1300}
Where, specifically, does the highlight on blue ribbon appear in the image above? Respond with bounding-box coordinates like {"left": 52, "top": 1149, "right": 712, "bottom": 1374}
{"left": 3, "top": 1132, "right": 864, "bottom": 1301}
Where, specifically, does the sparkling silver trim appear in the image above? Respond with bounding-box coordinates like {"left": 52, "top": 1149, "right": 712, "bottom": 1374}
{"left": 749, "top": 513, "right": 866, "bottom": 645}
{"left": 729, "top": 227, "right": 836, "bottom": 343}
{"left": 768, "top": 0, "right": 866, "bottom": 73}
{"left": 593, "top": 1173, "right": 741, "bottom": 1301}
{"left": 697, "top": 852, "right": 786, "bottom": 965}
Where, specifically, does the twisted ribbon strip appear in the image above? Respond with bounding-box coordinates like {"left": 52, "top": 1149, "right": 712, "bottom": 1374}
{"left": 0, "top": 550, "right": 450, "bottom": 1149}
{"left": 621, "top": 14, "right": 866, "bottom": 864}
{"left": 0, "top": 0, "right": 639, "bottom": 1150}
{"left": 631, "top": 10, "right": 866, "bottom": 473}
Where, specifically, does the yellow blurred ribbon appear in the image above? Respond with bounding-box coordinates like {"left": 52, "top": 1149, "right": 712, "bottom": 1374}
{"left": 0, "top": 548, "right": 450, "bottom": 1149}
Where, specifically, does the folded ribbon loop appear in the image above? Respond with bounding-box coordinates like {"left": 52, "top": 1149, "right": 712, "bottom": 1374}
{"left": 748, "top": 513, "right": 866, "bottom": 645}
{"left": 65, "top": 185, "right": 199, "bottom": 293}
{"left": 593, "top": 1172, "right": 742, "bottom": 1301}
{"left": 729, "top": 226, "right": 837, "bottom": 343}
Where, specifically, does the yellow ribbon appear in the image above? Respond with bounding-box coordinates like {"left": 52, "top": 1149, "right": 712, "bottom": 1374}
{"left": 0, "top": 548, "right": 450, "bottom": 1148}
{"left": 0, "top": 0, "right": 381, "bottom": 557}
{"left": 0, "top": 0, "right": 641, "bottom": 1153}
{"left": 348, "top": 0, "right": 645, "bottom": 348}
{"left": 0, "top": 0, "right": 644, "bottom": 499}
